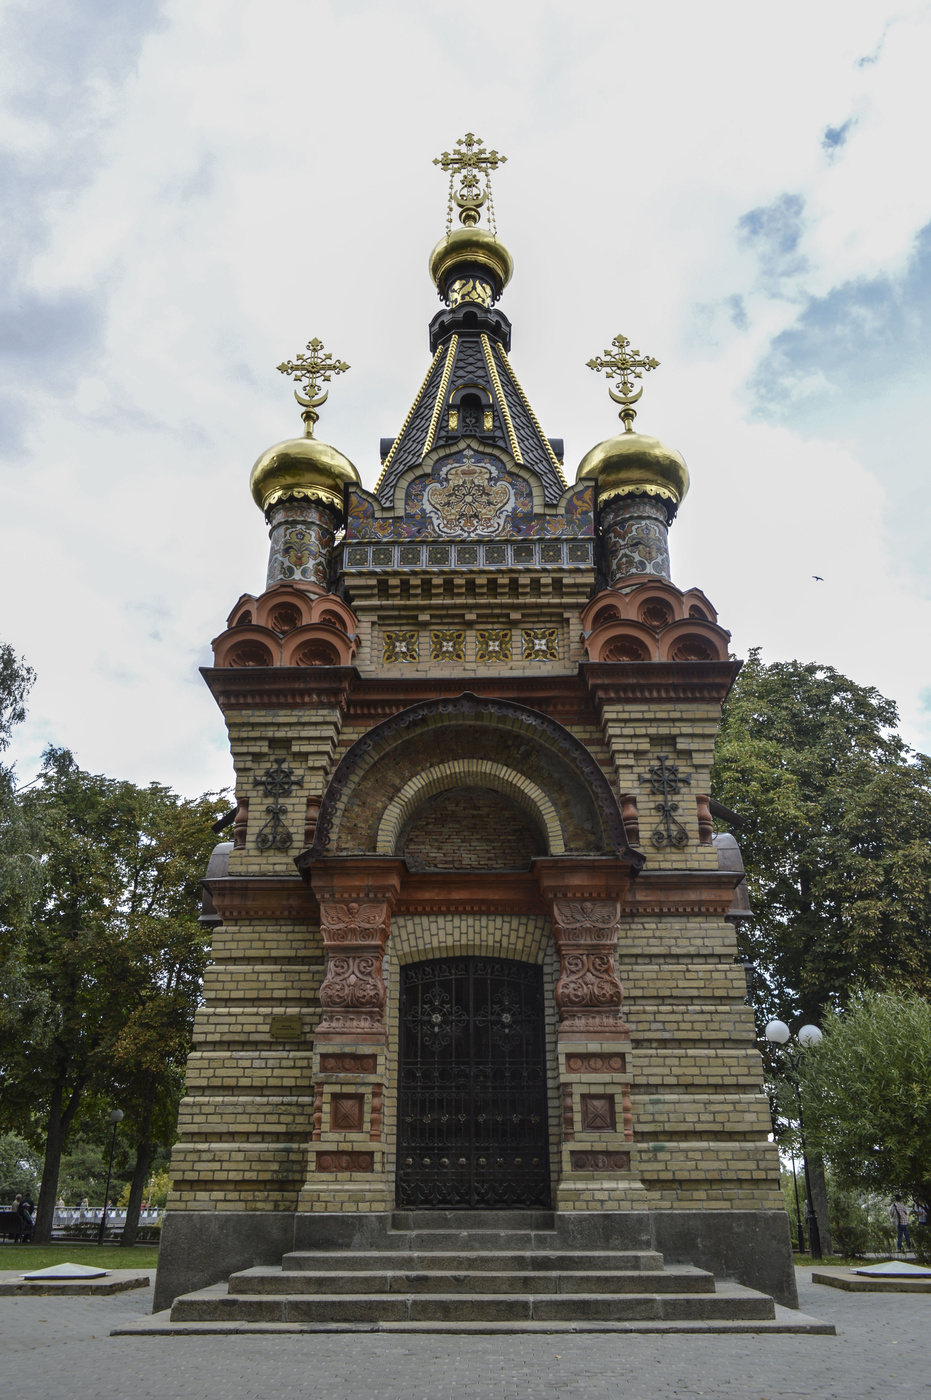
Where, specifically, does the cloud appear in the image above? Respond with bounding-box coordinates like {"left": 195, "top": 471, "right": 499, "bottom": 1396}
{"left": 0, "top": 0, "right": 167, "bottom": 453}
{"left": 749, "top": 219, "right": 931, "bottom": 409}
{"left": 822, "top": 118, "right": 855, "bottom": 156}
{"left": 2, "top": 0, "right": 931, "bottom": 794}
{"left": 737, "top": 193, "right": 809, "bottom": 287}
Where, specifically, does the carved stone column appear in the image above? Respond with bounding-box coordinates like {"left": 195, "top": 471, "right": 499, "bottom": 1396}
{"left": 551, "top": 898, "right": 629, "bottom": 1042}
{"left": 300, "top": 860, "right": 403, "bottom": 1213}
{"left": 316, "top": 898, "right": 391, "bottom": 1044}
{"left": 535, "top": 859, "right": 645, "bottom": 1212}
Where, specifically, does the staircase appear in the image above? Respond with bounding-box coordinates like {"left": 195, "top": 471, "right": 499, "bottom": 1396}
{"left": 128, "top": 1211, "right": 834, "bottom": 1334}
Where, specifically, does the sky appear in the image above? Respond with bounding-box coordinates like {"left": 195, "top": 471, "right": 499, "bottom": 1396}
{"left": 1, "top": 0, "right": 929, "bottom": 797}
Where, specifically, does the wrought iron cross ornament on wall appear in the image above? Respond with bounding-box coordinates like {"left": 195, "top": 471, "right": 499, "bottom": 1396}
{"left": 254, "top": 758, "right": 303, "bottom": 851}
{"left": 640, "top": 754, "right": 690, "bottom": 848}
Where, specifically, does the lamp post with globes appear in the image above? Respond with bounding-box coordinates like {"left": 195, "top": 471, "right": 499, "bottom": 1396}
{"left": 764, "top": 1020, "right": 824, "bottom": 1260}
{"left": 97, "top": 1108, "right": 124, "bottom": 1246}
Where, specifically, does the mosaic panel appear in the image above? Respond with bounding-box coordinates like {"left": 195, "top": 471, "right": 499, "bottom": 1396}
{"left": 266, "top": 500, "right": 335, "bottom": 590}
{"left": 430, "top": 630, "right": 466, "bottom": 662}
{"left": 476, "top": 629, "right": 512, "bottom": 663}
{"left": 346, "top": 450, "right": 594, "bottom": 542}
{"left": 601, "top": 496, "right": 670, "bottom": 582}
{"left": 383, "top": 631, "right": 419, "bottom": 664}
{"left": 522, "top": 628, "right": 559, "bottom": 661}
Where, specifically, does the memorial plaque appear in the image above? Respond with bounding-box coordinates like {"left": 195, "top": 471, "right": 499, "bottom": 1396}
{"left": 269, "top": 1014, "right": 302, "bottom": 1040}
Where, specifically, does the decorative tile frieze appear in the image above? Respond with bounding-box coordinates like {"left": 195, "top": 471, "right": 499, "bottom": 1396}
{"left": 430, "top": 629, "right": 465, "bottom": 661}
{"left": 340, "top": 539, "right": 594, "bottom": 571}
{"left": 383, "top": 630, "right": 419, "bottom": 664}
{"left": 522, "top": 627, "right": 559, "bottom": 661}
{"left": 476, "top": 629, "right": 512, "bottom": 663}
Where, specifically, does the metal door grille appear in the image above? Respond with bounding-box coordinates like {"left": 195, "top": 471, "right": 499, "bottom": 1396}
{"left": 397, "top": 957, "right": 551, "bottom": 1208}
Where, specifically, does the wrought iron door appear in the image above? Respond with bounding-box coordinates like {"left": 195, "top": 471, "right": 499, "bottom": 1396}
{"left": 397, "top": 957, "right": 551, "bottom": 1209}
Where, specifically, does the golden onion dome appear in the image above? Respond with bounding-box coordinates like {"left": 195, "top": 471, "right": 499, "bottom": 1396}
{"left": 429, "top": 226, "right": 514, "bottom": 301}
{"left": 576, "top": 431, "right": 690, "bottom": 509}
{"left": 249, "top": 433, "right": 361, "bottom": 515}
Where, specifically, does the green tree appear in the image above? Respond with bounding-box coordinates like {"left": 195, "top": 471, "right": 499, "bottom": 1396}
{"left": 0, "top": 1131, "right": 40, "bottom": 1202}
{"left": 801, "top": 991, "right": 931, "bottom": 1210}
{"left": 0, "top": 643, "right": 43, "bottom": 993}
{"left": 712, "top": 650, "right": 931, "bottom": 1024}
{"left": 0, "top": 747, "right": 226, "bottom": 1242}
{"left": 712, "top": 651, "right": 931, "bottom": 1255}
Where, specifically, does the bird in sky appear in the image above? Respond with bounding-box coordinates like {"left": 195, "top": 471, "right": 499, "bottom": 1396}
{"left": 812, "top": 575, "right": 824, "bottom": 581}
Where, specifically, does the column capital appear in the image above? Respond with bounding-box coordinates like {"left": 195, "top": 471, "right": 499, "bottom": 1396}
{"left": 533, "top": 856, "right": 633, "bottom": 904}
{"left": 308, "top": 857, "right": 405, "bottom": 905}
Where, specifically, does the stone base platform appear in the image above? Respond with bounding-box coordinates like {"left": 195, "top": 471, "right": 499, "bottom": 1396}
{"left": 812, "top": 1267, "right": 931, "bottom": 1293}
{"left": 154, "top": 1207, "right": 800, "bottom": 1313}
{"left": 135, "top": 1209, "right": 831, "bottom": 1335}
{"left": 0, "top": 1270, "right": 150, "bottom": 1296}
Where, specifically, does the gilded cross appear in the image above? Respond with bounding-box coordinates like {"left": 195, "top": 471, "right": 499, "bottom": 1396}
{"left": 586, "top": 333, "right": 660, "bottom": 431}
{"left": 433, "top": 133, "right": 507, "bottom": 231}
{"left": 277, "top": 337, "right": 350, "bottom": 435}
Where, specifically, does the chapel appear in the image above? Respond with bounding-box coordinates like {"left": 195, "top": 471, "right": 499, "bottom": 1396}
{"left": 153, "top": 136, "right": 798, "bottom": 1323}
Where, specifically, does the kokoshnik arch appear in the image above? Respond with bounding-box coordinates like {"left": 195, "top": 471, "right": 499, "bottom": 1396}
{"left": 154, "top": 134, "right": 796, "bottom": 1315}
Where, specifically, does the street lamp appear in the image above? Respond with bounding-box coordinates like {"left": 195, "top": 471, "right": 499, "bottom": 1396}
{"left": 97, "top": 1109, "right": 124, "bottom": 1246}
{"left": 764, "top": 1020, "right": 824, "bottom": 1260}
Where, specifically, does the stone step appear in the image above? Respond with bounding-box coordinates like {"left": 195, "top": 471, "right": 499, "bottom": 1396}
{"left": 389, "top": 1229, "right": 559, "bottom": 1251}
{"left": 281, "top": 1249, "right": 664, "bottom": 1273}
{"left": 116, "top": 1289, "right": 837, "bottom": 1337}
{"left": 231, "top": 1266, "right": 715, "bottom": 1296}
{"left": 391, "top": 1210, "right": 556, "bottom": 1231}
{"left": 171, "top": 1288, "right": 777, "bottom": 1325}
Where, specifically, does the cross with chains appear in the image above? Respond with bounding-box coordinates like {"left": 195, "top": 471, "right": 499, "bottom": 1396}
{"left": 254, "top": 759, "right": 303, "bottom": 851}
{"left": 640, "top": 754, "right": 690, "bottom": 848}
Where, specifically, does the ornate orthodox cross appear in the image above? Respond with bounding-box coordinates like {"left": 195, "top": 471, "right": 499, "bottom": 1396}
{"left": 433, "top": 132, "right": 507, "bottom": 232}
{"left": 254, "top": 758, "right": 303, "bottom": 851}
{"left": 277, "top": 336, "right": 350, "bottom": 434}
{"left": 586, "top": 333, "right": 660, "bottom": 431}
{"left": 640, "top": 754, "right": 689, "bottom": 848}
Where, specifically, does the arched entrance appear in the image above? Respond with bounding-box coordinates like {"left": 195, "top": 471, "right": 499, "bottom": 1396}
{"left": 397, "top": 956, "right": 550, "bottom": 1209}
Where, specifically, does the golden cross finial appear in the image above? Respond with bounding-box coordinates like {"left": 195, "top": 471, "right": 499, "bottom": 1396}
{"left": 586, "top": 334, "right": 660, "bottom": 433}
{"left": 277, "top": 337, "right": 350, "bottom": 437}
{"left": 433, "top": 133, "right": 507, "bottom": 233}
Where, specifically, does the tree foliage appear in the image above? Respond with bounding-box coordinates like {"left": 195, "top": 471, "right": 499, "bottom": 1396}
{"left": 0, "top": 643, "right": 42, "bottom": 967}
{"left": 0, "top": 745, "right": 226, "bottom": 1240}
{"left": 801, "top": 990, "right": 931, "bottom": 1204}
{"left": 712, "top": 650, "right": 931, "bottom": 1023}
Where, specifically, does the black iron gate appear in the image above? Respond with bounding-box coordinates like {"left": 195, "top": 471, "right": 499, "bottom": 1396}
{"left": 396, "top": 957, "right": 551, "bottom": 1209}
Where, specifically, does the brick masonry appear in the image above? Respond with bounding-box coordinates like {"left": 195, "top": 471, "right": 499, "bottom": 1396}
{"left": 169, "top": 570, "right": 782, "bottom": 1227}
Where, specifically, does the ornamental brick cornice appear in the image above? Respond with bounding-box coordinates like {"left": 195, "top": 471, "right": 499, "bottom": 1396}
{"left": 623, "top": 869, "right": 743, "bottom": 917}
{"left": 534, "top": 856, "right": 637, "bottom": 902}
{"left": 580, "top": 660, "right": 742, "bottom": 706}
{"left": 397, "top": 870, "right": 548, "bottom": 916}
{"left": 347, "top": 674, "right": 597, "bottom": 720}
{"left": 307, "top": 857, "right": 405, "bottom": 905}
{"left": 200, "top": 666, "right": 357, "bottom": 712}
{"left": 205, "top": 876, "right": 318, "bottom": 921}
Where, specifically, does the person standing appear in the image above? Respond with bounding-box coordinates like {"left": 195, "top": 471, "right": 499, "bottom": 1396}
{"left": 890, "top": 1195, "right": 912, "bottom": 1252}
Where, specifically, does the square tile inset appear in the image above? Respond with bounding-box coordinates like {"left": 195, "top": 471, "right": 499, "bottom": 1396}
{"left": 330, "top": 1094, "right": 365, "bottom": 1132}
{"left": 580, "top": 1093, "right": 616, "bottom": 1131}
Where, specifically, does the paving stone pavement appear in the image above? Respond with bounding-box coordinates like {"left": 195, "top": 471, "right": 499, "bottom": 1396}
{"left": 0, "top": 1270, "right": 925, "bottom": 1398}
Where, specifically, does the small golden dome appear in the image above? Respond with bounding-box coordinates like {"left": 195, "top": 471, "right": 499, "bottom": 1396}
{"left": 250, "top": 433, "right": 361, "bottom": 515}
{"left": 576, "top": 431, "right": 690, "bottom": 508}
{"left": 429, "top": 227, "right": 514, "bottom": 300}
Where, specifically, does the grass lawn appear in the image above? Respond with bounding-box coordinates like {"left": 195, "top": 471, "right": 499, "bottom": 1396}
{"left": 0, "top": 1243, "right": 158, "bottom": 1271}
{"left": 793, "top": 1254, "right": 901, "bottom": 1268}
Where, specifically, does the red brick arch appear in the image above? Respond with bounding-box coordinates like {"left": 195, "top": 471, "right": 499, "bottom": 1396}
{"left": 311, "top": 694, "right": 640, "bottom": 864}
